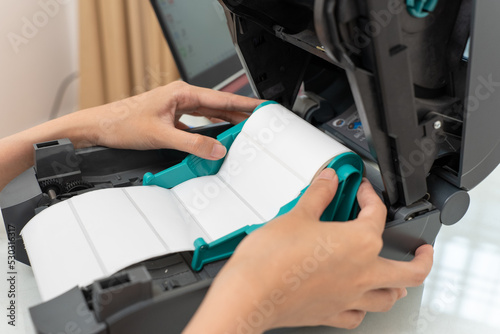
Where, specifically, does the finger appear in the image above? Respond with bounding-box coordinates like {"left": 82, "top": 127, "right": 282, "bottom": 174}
{"left": 355, "top": 178, "right": 387, "bottom": 234}
{"left": 176, "top": 83, "right": 265, "bottom": 113}
{"left": 376, "top": 244, "right": 434, "bottom": 288}
{"left": 192, "top": 108, "right": 251, "bottom": 124}
{"left": 208, "top": 117, "right": 226, "bottom": 124}
{"left": 326, "top": 310, "right": 366, "bottom": 330}
{"left": 164, "top": 129, "right": 227, "bottom": 160}
{"left": 186, "top": 114, "right": 227, "bottom": 124}
{"left": 295, "top": 168, "right": 339, "bottom": 218}
{"left": 353, "top": 288, "right": 406, "bottom": 313}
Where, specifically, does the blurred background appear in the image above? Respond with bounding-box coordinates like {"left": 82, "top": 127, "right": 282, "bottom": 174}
{"left": 0, "top": 0, "right": 179, "bottom": 138}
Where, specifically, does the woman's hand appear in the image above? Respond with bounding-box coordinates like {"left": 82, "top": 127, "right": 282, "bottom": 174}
{"left": 185, "top": 169, "right": 434, "bottom": 333}
{"left": 0, "top": 81, "right": 262, "bottom": 191}
{"left": 92, "top": 81, "right": 263, "bottom": 159}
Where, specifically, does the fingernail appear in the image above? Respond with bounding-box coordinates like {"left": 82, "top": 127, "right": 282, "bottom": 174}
{"left": 211, "top": 143, "right": 227, "bottom": 159}
{"left": 402, "top": 289, "right": 408, "bottom": 298}
{"left": 318, "top": 168, "right": 336, "bottom": 180}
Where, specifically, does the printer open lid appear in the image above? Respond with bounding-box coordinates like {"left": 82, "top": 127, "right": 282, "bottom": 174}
{"left": 218, "top": 0, "right": 500, "bottom": 221}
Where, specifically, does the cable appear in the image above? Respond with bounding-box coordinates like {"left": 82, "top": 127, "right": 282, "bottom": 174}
{"left": 49, "top": 71, "right": 80, "bottom": 120}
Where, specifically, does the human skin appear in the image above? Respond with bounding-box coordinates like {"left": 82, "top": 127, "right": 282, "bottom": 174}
{"left": 184, "top": 169, "right": 433, "bottom": 333}
{"left": 0, "top": 81, "right": 261, "bottom": 192}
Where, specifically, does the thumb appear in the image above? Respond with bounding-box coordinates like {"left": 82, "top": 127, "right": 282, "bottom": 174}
{"left": 295, "top": 168, "right": 339, "bottom": 218}
{"left": 167, "top": 128, "right": 227, "bottom": 160}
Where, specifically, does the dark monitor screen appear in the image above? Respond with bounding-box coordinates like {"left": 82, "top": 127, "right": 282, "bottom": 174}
{"left": 151, "top": 0, "right": 243, "bottom": 89}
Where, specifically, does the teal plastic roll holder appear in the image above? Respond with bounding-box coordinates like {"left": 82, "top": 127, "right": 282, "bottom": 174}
{"left": 143, "top": 101, "right": 364, "bottom": 272}
{"left": 143, "top": 119, "right": 247, "bottom": 189}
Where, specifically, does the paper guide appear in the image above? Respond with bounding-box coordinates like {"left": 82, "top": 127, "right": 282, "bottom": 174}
{"left": 21, "top": 104, "right": 350, "bottom": 301}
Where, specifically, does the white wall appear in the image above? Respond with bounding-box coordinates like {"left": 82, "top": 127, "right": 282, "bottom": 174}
{"left": 0, "top": 0, "right": 79, "bottom": 138}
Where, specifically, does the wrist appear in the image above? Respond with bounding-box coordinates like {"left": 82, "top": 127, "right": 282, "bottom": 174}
{"left": 185, "top": 259, "right": 278, "bottom": 334}
{"left": 51, "top": 107, "right": 102, "bottom": 149}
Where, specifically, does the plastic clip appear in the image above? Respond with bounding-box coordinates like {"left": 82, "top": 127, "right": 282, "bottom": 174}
{"left": 143, "top": 121, "right": 246, "bottom": 188}
{"left": 191, "top": 152, "right": 364, "bottom": 271}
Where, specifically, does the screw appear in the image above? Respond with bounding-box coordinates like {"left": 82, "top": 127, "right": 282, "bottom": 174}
{"left": 47, "top": 189, "right": 57, "bottom": 200}
{"left": 433, "top": 121, "right": 442, "bottom": 130}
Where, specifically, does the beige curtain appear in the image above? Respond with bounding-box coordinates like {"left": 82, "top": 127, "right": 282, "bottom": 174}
{"left": 79, "top": 0, "right": 180, "bottom": 109}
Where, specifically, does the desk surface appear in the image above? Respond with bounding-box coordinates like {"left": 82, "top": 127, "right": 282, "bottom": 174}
{"left": 2, "top": 165, "right": 500, "bottom": 334}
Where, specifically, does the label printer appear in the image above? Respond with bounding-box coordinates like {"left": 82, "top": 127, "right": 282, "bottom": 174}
{"left": 2, "top": 0, "right": 500, "bottom": 333}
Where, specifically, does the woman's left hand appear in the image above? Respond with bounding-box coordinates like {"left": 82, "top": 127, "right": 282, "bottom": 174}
{"left": 92, "top": 81, "right": 263, "bottom": 160}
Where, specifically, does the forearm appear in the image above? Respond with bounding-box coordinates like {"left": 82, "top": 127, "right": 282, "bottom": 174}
{"left": 0, "top": 109, "right": 100, "bottom": 192}
{"left": 0, "top": 82, "right": 260, "bottom": 192}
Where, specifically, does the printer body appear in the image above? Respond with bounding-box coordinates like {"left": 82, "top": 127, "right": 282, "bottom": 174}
{"left": 2, "top": 0, "right": 500, "bottom": 333}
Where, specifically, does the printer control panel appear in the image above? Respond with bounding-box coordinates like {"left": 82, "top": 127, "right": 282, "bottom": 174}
{"left": 323, "top": 106, "right": 371, "bottom": 158}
